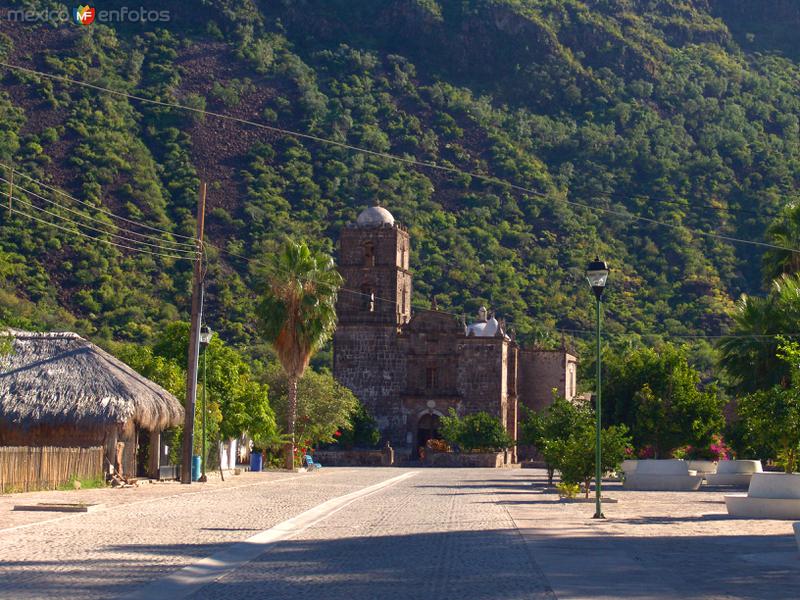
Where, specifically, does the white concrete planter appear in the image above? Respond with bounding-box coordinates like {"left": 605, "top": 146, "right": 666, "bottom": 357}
{"left": 623, "top": 459, "right": 703, "bottom": 491}
{"left": 688, "top": 460, "right": 717, "bottom": 476}
{"left": 725, "top": 473, "right": 800, "bottom": 519}
{"left": 794, "top": 522, "right": 800, "bottom": 551}
{"left": 706, "top": 460, "right": 762, "bottom": 487}
{"left": 621, "top": 459, "right": 638, "bottom": 475}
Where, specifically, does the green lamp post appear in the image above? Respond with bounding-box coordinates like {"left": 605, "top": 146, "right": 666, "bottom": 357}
{"left": 586, "top": 257, "right": 609, "bottom": 519}
{"left": 198, "top": 324, "right": 214, "bottom": 482}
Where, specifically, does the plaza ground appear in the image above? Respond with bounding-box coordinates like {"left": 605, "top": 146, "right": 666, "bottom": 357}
{"left": 0, "top": 468, "right": 797, "bottom": 599}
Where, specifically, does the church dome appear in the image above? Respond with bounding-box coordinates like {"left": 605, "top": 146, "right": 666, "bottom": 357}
{"left": 357, "top": 206, "right": 395, "bottom": 228}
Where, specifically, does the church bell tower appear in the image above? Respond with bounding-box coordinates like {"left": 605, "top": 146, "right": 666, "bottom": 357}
{"left": 336, "top": 206, "right": 411, "bottom": 327}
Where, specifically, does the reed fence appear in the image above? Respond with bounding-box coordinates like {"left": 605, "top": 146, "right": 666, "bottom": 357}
{"left": 0, "top": 446, "right": 103, "bottom": 493}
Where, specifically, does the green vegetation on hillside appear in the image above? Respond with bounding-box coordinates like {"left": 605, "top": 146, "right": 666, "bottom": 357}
{"left": 1, "top": 1, "right": 799, "bottom": 368}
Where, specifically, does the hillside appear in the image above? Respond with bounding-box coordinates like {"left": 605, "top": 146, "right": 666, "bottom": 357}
{"left": 0, "top": 0, "right": 799, "bottom": 357}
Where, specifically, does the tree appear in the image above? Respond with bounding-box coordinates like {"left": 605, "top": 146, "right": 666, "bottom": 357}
{"left": 604, "top": 343, "right": 723, "bottom": 456}
{"left": 338, "top": 402, "right": 381, "bottom": 449}
{"left": 143, "top": 322, "right": 278, "bottom": 458}
{"left": 548, "top": 422, "right": 631, "bottom": 498}
{"left": 264, "top": 364, "right": 359, "bottom": 451}
{"left": 519, "top": 396, "right": 591, "bottom": 485}
{"left": 763, "top": 207, "right": 800, "bottom": 283}
{"left": 737, "top": 339, "right": 800, "bottom": 472}
{"left": 440, "top": 410, "right": 512, "bottom": 452}
{"left": 256, "top": 240, "right": 342, "bottom": 469}
{"left": 718, "top": 275, "right": 800, "bottom": 394}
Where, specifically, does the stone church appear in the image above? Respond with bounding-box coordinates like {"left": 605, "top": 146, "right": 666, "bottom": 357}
{"left": 333, "top": 206, "right": 577, "bottom": 461}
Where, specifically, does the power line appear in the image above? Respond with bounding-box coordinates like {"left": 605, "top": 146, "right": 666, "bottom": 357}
{"left": 0, "top": 161, "right": 197, "bottom": 244}
{"left": 6, "top": 201, "right": 197, "bottom": 260}
{"left": 0, "top": 176, "right": 198, "bottom": 253}
{"left": 585, "top": 188, "right": 793, "bottom": 221}
{"left": 2, "top": 61, "right": 798, "bottom": 257}
{"left": 4, "top": 62, "right": 798, "bottom": 341}
{"left": 554, "top": 327, "right": 800, "bottom": 340}
{"left": 8, "top": 193, "right": 199, "bottom": 256}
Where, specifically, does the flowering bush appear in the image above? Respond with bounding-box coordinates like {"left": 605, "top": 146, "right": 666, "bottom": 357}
{"left": 637, "top": 445, "right": 655, "bottom": 459}
{"left": 426, "top": 438, "right": 450, "bottom": 453}
{"left": 685, "top": 435, "right": 731, "bottom": 461}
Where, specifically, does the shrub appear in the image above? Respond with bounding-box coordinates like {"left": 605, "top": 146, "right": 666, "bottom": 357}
{"left": 440, "top": 409, "right": 512, "bottom": 452}
{"left": 549, "top": 423, "right": 631, "bottom": 498}
{"left": 520, "top": 396, "right": 592, "bottom": 484}
{"left": 337, "top": 402, "right": 380, "bottom": 449}
{"left": 556, "top": 482, "right": 580, "bottom": 499}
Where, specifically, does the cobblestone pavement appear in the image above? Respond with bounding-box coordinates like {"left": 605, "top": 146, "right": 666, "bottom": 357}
{"left": 4, "top": 467, "right": 798, "bottom": 599}
{"left": 0, "top": 468, "right": 404, "bottom": 599}
{"left": 190, "top": 469, "right": 554, "bottom": 600}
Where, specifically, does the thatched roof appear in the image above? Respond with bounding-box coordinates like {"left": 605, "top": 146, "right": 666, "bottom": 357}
{"left": 0, "top": 330, "right": 184, "bottom": 431}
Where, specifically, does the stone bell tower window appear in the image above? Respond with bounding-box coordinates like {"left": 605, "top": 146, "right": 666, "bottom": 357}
{"left": 361, "top": 285, "right": 375, "bottom": 312}
{"left": 363, "top": 242, "right": 375, "bottom": 267}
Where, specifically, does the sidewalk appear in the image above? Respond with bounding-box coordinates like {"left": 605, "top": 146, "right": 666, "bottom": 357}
{"left": 505, "top": 470, "right": 800, "bottom": 599}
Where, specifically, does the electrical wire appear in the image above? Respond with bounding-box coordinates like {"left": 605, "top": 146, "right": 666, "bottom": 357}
{"left": 207, "top": 241, "right": 800, "bottom": 342}
{"left": 554, "top": 327, "right": 800, "bottom": 340}
{"left": 2, "top": 61, "right": 799, "bottom": 256}
{"left": 5, "top": 200, "right": 198, "bottom": 260}
{"left": 0, "top": 176, "right": 198, "bottom": 252}
{"left": 9, "top": 193, "right": 199, "bottom": 256}
{"left": 0, "top": 161, "right": 197, "bottom": 243}
{"left": 5, "top": 62, "right": 800, "bottom": 341}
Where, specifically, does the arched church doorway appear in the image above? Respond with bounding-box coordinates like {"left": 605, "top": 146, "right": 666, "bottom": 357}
{"left": 417, "top": 413, "right": 442, "bottom": 450}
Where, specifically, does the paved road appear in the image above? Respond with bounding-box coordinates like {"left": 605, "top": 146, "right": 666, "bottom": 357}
{"left": 0, "top": 468, "right": 553, "bottom": 600}
{"left": 2, "top": 468, "right": 799, "bottom": 599}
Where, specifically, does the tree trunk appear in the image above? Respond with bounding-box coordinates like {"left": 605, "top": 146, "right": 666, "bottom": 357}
{"left": 284, "top": 375, "right": 298, "bottom": 470}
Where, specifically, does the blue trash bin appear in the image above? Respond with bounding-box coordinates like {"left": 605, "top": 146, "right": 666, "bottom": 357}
{"left": 250, "top": 452, "right": 263, "bottom": 472}
{"left": 191, "top": 455, "right": 202, "bottom": 481}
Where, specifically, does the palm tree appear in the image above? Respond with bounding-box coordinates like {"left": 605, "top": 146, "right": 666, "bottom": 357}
{"left": 718, "top": 274, "right": 800, "bottom": 394}
{"left": 763, "top": 205, "right": 800, "bottom": 283}
{"left": 257, "top": 240, "right": 342, "bottom": 469}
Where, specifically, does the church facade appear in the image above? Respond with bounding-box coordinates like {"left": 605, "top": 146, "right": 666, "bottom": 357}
{"left": 333, "top": 206, "right": 577, "bottom": 460}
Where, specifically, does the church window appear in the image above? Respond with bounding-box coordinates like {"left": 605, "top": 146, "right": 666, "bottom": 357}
{"left": 363, "top": 242, "right": 375, "bottom": 267}
{"left": 400, "top": 245, "right": 406, "bottom": 269}
{"left": 426, "top": 366, "right": 438, "bottom": 389}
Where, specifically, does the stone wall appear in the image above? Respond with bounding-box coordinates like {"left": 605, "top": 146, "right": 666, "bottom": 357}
{"left": 423, "top": 451, "right": 506, "bottom": 468}
{"left": 333, "top": 325, "right": 408, "bottom": 446}
{"left": 313, "top": 450, "right": 386, "bottom": 467}
{"left": 517, "top": 350, "right": 577, "bottom": 461}
{"left": 457, "top": 338, "right": 508, "bottom": 420}
{"left": 518, "top": 350, "right": 577, "bottom": 414}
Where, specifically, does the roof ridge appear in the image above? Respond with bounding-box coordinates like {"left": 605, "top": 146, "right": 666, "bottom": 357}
{"left": 2, "top": 329, "right": 82, "bottom": 340}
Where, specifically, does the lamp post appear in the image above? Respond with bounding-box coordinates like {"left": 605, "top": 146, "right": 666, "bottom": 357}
{"left": 586, "top": 257, "right": 609, "bottom": 519}
{"left": 198, "top": 325, "right": 214, "bottom": 482}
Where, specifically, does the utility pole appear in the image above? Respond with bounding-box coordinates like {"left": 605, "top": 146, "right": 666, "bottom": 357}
{"left": 181, "top": 182, "right": 207, "bottom": 484}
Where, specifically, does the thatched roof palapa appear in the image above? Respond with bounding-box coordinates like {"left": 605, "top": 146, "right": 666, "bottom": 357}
{"left": 0, "top": 330, "right": 184, "bottom": 432}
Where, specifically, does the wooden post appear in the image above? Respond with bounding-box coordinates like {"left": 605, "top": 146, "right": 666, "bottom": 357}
{"left": 180, "top": 182, "right": 207, "bottom": 484}
{"left": 148, "top": 431, "right": 161, "bottom": 479}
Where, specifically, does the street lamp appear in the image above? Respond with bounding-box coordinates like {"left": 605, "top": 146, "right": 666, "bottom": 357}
{"left": 586, "top": 257, "right": 609, "bottom": 519}
{"left": 198, "top": 325, "right": 214, "bottom": 482}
